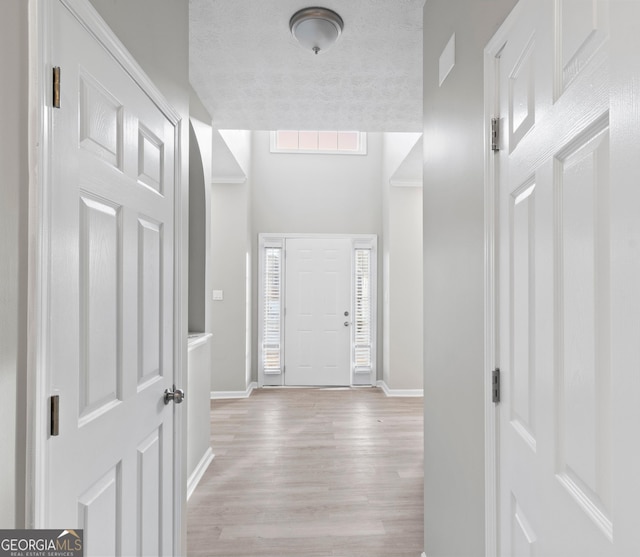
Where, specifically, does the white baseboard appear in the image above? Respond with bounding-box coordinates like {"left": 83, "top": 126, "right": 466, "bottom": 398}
{"left": 187, "top": 447, "right": 214, "bottom": 501}
{"left": 377, "top": 380, "right": 424, "bottom": 397}
{"left": 211, "top": 381, "right": 257, "bottom": 400}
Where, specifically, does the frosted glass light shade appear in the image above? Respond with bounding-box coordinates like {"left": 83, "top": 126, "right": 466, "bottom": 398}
{"left": 290, "top": 7, "right": 344, "bottom": 55}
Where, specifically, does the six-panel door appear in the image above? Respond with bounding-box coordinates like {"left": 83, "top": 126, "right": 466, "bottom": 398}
{"left": 47, "top": 3, "right": 177, "bottom": 555}
{"left": 496, "top": 0, "right": 619, "bottom": 554}
{"left": 284, "top": 238, "right": 352, "bottom": 386}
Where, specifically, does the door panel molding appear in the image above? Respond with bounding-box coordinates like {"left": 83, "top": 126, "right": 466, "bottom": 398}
{"left": 284, "top": 238, "right": 352, "bottom": 386}
{"left": 485, "top": 0, "right": 626, "bottom": 554}
{"left": 27, "top": 2, "right": 184, "bottom": 554}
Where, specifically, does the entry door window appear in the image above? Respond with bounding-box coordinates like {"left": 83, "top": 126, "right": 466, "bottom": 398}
{"left": 258, "top": 235, "right": 377, "bottom": 387}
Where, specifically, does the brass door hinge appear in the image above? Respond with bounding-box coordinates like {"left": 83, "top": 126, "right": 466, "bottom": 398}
{"left": 53, "top": 66, "right": 61, "bottom": 109}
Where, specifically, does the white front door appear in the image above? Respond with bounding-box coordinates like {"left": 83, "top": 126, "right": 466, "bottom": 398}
{"left": 493, "top": 0, "right": 640, "bottom": 554}
{"left": 44, "top": 2, "right": 179, "bottom": 555}
{"left": 284, "top": 238, "right": 351, "bottom": 386}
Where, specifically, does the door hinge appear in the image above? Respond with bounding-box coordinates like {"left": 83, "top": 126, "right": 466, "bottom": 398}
{"left": 53, "top": 66, "right": 61, "bottom": 109}
{"left": 50, "top": 395, "right": 60, "bottom": 436}
{"left": 492, "top": 368, "right": 501, "bottom": 404}
{"left": 491, "top": 117, "right": 499, "bottom": 152}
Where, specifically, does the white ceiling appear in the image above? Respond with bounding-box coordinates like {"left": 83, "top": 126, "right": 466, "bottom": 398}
{"left": 189, "top": 0, "right": 424, "bottom": 132}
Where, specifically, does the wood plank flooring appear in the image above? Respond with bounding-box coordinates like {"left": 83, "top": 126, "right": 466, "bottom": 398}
{"left": 187, "top": 387, "right": 424, "bottom": 557}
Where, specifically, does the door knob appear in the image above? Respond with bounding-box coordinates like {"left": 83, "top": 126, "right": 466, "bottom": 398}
{"left": 164, "top": 386, "right": 185, "bottom": 405}
{"left": 344, "top": 321, "right": 350, "bottom": 327}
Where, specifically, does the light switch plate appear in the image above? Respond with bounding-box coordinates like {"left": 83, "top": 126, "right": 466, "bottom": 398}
{"left": 212, "top": 290, "right": 224, "bottom": 301}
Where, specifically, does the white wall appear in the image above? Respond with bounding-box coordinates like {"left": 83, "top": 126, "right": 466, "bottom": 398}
{"left": 388, "top": 190, "right": 423, "bottom": 391}
{"left": 189, "top": 87, "right": 214, "bottom": 360}
{"left": 187, "top": 338, "right": 212, "bottom": 481}
{"left": 0, "top": 0, "right": 28, "bottom": 529}
{"left": 208, "top": 131, "right": 423, "bottom": 393}
{"left": 382, "top": 134, "right": 424, "bottom": 392}
{"left": 250, "top": 131, "right": 384, "bottom": 382}
{"left": 189, "top": 88, "right": 214, "bottom": 338}
{"left": 189, "top": 121, "right": 207, "bottom": 333}
{"left": 422, "top": 1, "right": 517, "bottom": 555}
{"left": 251, "top": 132, "right": 383, "bottom": 236}
{"left": 186, "top": 89, "right": 213, "bottom": 487}
{"left": 210, "top": 132, "right": 253, "bottom": 393}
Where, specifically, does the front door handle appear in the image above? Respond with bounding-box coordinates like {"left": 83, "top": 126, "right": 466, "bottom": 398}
{"left": 164, "top": 386, "right": 185, "bottom": 405}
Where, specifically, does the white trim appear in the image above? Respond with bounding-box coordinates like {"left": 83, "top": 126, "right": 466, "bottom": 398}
{"left": 187, "top": 448, "right": 214, "bottom": 501}
{"left": 484, "top": 34, "right": 501, "bottom": 557}
{"left": 389, "top": 179, "right": 423, "bottom": 188}
{"left": 258, "top": 237, "right": 285, "bottom": 386}
{"left": 211, "top": 381, "right": 257, "bottom": 400}
{"left": 352, "top": 240, "right": 377, "bottom": 387}
{"left": 483, "top": 2, "right": 524, "bottom": 556}
{"left": 377, "top": 380, "right": 424, "bottom": 398}
{"left": 171, "top": 81, "right": 187, "bottom": 557}
{"left": 261, "top": 233, "right": 378, "bottom": 241}
{"left": 422, "top": 553, "right": 428, "bottom": 557}
{"left": 439, "top": 33, "right": 456, "bottom": 87}
{"left": 211, "top": 176, "right": 247, "bottom": 184}
{"left": 188, "top": 332, "right": 213, "bottom": 351}
{"left": 26, "top": 0, "right": 52, "bottom": 528}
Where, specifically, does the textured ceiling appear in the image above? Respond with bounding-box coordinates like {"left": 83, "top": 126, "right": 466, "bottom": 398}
{"left": 189, "top": 0, "right": 424, "bottom": 132}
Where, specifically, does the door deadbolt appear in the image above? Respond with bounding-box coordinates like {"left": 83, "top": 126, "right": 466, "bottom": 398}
{"left": 344, "top": 311, "right": 349, "bottom": 316}
{"left": 164, "top": 386, "right": 185, "bottom": 405}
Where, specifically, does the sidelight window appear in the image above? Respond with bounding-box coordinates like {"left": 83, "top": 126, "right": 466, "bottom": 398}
{"left": 262, "top": 246, "right": 283, "bottom": 374}
{"left": 353, "top": 248, "right": 373, "bottom": 373}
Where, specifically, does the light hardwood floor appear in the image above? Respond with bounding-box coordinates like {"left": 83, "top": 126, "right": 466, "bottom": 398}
{"left": 187, "top": 387, "right": 424, "bottom": 557}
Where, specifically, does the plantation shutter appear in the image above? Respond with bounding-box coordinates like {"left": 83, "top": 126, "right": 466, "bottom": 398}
{"left": 354, "top": 248, "right": 372, "bottom": 372}
{"left": 263, "top": 247, "right": 282, "bottom": 374}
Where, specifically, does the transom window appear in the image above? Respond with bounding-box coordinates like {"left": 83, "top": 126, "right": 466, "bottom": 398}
{"left": 270, "top": 131, "right": 367, "bottom": 155}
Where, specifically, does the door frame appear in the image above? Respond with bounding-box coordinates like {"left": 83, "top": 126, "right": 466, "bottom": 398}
{"left": 258, "top": 233, "right": 378, "bottom": 388}
{"left": 483, "top": 2, "right": 524, "bottom": 556}
{"left": 25, "top": 1, "right": 186, "bottom": 552}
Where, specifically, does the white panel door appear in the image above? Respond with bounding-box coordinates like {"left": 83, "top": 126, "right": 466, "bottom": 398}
{"left": 495, "top": 0, "right": 640, "bottom": 554}
{"left": 45, "top": 2, "right": 178, "bottom": 555}
{"left": 284, "top": 238, "right": 351, "bottom": 386}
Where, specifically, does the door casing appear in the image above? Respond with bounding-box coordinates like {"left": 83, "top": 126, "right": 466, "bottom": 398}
{"left": 483, "top": 4, "right": 525, "bottom": 553}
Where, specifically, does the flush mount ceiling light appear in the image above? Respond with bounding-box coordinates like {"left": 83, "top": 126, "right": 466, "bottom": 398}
{"left": 289, "top": 7, "right": 344, "bottom": 55}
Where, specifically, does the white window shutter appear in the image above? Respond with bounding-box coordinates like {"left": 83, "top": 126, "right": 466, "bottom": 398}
{"left": 354, "top": 248, "right": 372, "bottom": 372}
{"left": 262, "top": 247, "right": 282, "bottom": 374}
